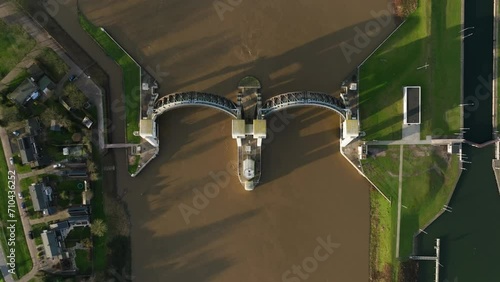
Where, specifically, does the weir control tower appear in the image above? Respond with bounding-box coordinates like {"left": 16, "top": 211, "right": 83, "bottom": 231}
{"left": 231, "top": 77, "right": 266, "bottom": 190}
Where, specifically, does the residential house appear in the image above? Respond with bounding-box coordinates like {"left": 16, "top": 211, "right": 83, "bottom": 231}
{"left": 67, "top": 216, "right": 90, "bottom": 227}
{"left": 17, "top": 136, "right": 49, "bottom": 168}
{"left": 8, "top": 78, "right": 38, "bottom": 106}
{"left": 29, "top": 182, "right": 54, "bottom": 215}
{"left": 25, "top": 118, "right": 41, "bottom": 136}
{"left": 8, "top": 73, "right": 55, "bottom": 106}
{"left": 38, "top": 75, "right": 56, "bottom": 96}
{"left": 68, "top": 206, "right": 90, "bottom": 217}
{"left": 41, "top": 230, "right": 62, "bottom": 259}
{"left": 49, "top": 221, "right": 71, "bottom": 238}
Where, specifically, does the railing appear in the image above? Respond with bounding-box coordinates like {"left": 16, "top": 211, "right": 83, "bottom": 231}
{"left": 259, "top": 91, "right": 347, "bottom": 119}
{"left": 152, "top": 91, "right": 240, "bottom": 119}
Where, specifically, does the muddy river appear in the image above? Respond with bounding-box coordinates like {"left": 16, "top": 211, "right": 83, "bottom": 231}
{"left": 72, "top": 0, "right": 396, "bottom": 280}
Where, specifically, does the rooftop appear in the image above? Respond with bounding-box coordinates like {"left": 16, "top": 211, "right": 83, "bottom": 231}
{"left": 41, "top": 230, "right": 61, "bottom": 259}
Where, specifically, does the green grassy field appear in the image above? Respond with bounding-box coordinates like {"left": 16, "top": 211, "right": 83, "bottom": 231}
{"left": 362, "top": 146, "right": 401, "bottom": 201}
{"left": 35, "top": 48, "right": 69, "bottom": 82}
{"left": 369, "top": 189, "right": 396, "bottom": 281}
{"left": 0, "top": 21, "right": 36, "bottom": 79}
{"left": 75, "top": 249, "right": 92, "bottom": 274}
{"left": 0, "top": 145, "right": 32, "bottom": 278}
{"left": 398, "top": 146, "right": 459, "bottom": 257}
{"left": 0, "top": 68, "right": 29, "bottom": 96}
{"left": 363, "top": 145, "right": 459, "bottom": 277}
{"left": 360, "top": 0, "right": 461, "bottom": 140}
{"left": 78, "top": 13, "right": 141, "bottom": 144}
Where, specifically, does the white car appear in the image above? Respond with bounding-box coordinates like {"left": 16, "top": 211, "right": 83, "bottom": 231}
{"left": 53, "top": 163, "right": 64, "bottom": 168}
{"left": 18, "top": 192, "right": 23, "bottom": 199}
{"left": 9, "top": 157, "right": 14, "bottom": 165}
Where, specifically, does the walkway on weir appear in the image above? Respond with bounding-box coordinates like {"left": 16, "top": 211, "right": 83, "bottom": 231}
{"left": 151, "top": 90, "right": 348, "bottom": 122}
{"left": 366, "top": 138, "right": 464, "bottom": 146}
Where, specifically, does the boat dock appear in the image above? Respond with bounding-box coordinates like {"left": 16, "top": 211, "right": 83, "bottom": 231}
{"left": 410, "top": 238, "right": 441, "bottom": 282}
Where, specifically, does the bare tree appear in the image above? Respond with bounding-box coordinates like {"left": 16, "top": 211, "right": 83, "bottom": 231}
{"left": 64, "top": 84, "right": 87, "bottom": 110}
{"left": 91, "top": 218, "right": 107, "bottom": 237}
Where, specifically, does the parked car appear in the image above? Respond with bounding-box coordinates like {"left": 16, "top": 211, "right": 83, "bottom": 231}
{"left": 18, "top": 192, "right": 23, "bottom": 199}
{"left": 53, "top": 163, "right": 64, "bottom": 168}
{"left": 12, "top": 131, "right": 20, "bottom": 137}
{"left": 68, "top": 74, "right": 77, "bottom": 82}
{"left": 21, "top": 202, "right": 26, "bottom": 209}
{"left": 28, "top": 231, "right": 33, "bottom": 239}
{"left": 9, "top": 157, "right": 14, "bottom": 165}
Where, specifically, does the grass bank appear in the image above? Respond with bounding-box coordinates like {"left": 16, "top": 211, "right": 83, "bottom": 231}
{"left": 399, "top": 146, "right": 460, "bottom": 257}
{"left": 0, "top": 21, "right": 36, "bottom": 79}
{"left": 363, "top": 145, "right": 459, "bottom": 277}
{"left": 369, "top": 189, "right": 397, "bottom": 281}
{"left": 359, "top": 0, "right": 461, "bottom": 140}
{"left": 0, "top": 145, "right": 32, "bottom": 278}
{"left": 78, "top": 12, "right": 141, "bottom": 144}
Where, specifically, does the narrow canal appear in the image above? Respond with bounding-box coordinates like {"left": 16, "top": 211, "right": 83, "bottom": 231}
{"left": 417, "top": 0, "right": 500, "bottom": 281}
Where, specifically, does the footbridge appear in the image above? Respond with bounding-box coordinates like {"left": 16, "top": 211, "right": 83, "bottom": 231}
{"left": 140, "top": 76, "right": 357, "bottom": 190}
{"left": 259, "top": 91, "right": 348, "bottom": 119}
{"left": 152, "top": 91, "right": 240, "bottom": 120}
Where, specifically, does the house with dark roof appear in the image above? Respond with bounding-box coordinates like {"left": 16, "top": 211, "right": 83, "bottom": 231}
{"left": 38, "top": 75, "right": 56, "bottom": 96}
{"left": 18, "top": 136, "right": 38, "bottom": 165}
{"left": 41, "top": 230, "right": 62, "bottom": 259}
{"left": 25, "top": 118, "right": 41, "bottom": 136}
{"left": 7, "top": 73, "right": 55, "bottom": 106}
{"left": 17, "top": 136, "right": 49, "bottom": 168}
{"left": 29, "top": 183, "right": 54, "bottom": 215}
{"left": 8, "top": 78, "right": 38, "bottom": 105}
{"left": 68, "top": 216, "right": 90, "bottom": 227}
{"left": 68, "top": 206, "right": 90, "bottom": 217}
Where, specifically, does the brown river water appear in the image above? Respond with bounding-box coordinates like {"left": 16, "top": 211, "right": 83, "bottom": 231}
{"left": 58, "top": 0, "right": 396, "bottom": 281}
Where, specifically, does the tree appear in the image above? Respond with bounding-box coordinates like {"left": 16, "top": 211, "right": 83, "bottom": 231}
{"left": 0, "top": 105, "right": 21, "bottom": 124}
{"left": 91, "top": 218, "right": 107, "bottom": 237}
{"left": 87, "top": 160, "right": 97, "bottom": 173}
{"left": 64, "top": 84, "right": 86, "bottom": 110}
{"left": 41, "top": 106, "right": 72, "bottom": 131}
{"left": 59, "top": 191, "right": 68, "bottom": 200}
{"left": 89, "top": 172, "right": 99, "bottom": 181}
{"left": 81, "top": 238, "right": 92, "bottom": 249}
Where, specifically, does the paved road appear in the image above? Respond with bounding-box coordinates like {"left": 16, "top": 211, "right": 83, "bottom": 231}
{"left": 366, "top": 138, "right": 465, "bottom": 146}
{"left": 395, "top": 145, "right": 404, "bottom": 258}
{"left": 0, "top": 127, "right": 36, "bottom": 282}
{"left": 0, "top": 130, "right": 15, "bottom": 282}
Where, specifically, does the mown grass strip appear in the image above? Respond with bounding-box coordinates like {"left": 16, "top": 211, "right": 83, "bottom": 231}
{"left": 360, "top": 0, "right": 461, "bottom": 140}
{"left": 0, "top": 144, "right": 32, "bottom": 278}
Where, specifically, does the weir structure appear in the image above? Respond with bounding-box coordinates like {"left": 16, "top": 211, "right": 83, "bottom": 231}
{"left": 139, "top": 76, "right": 358, "bottom": 190}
